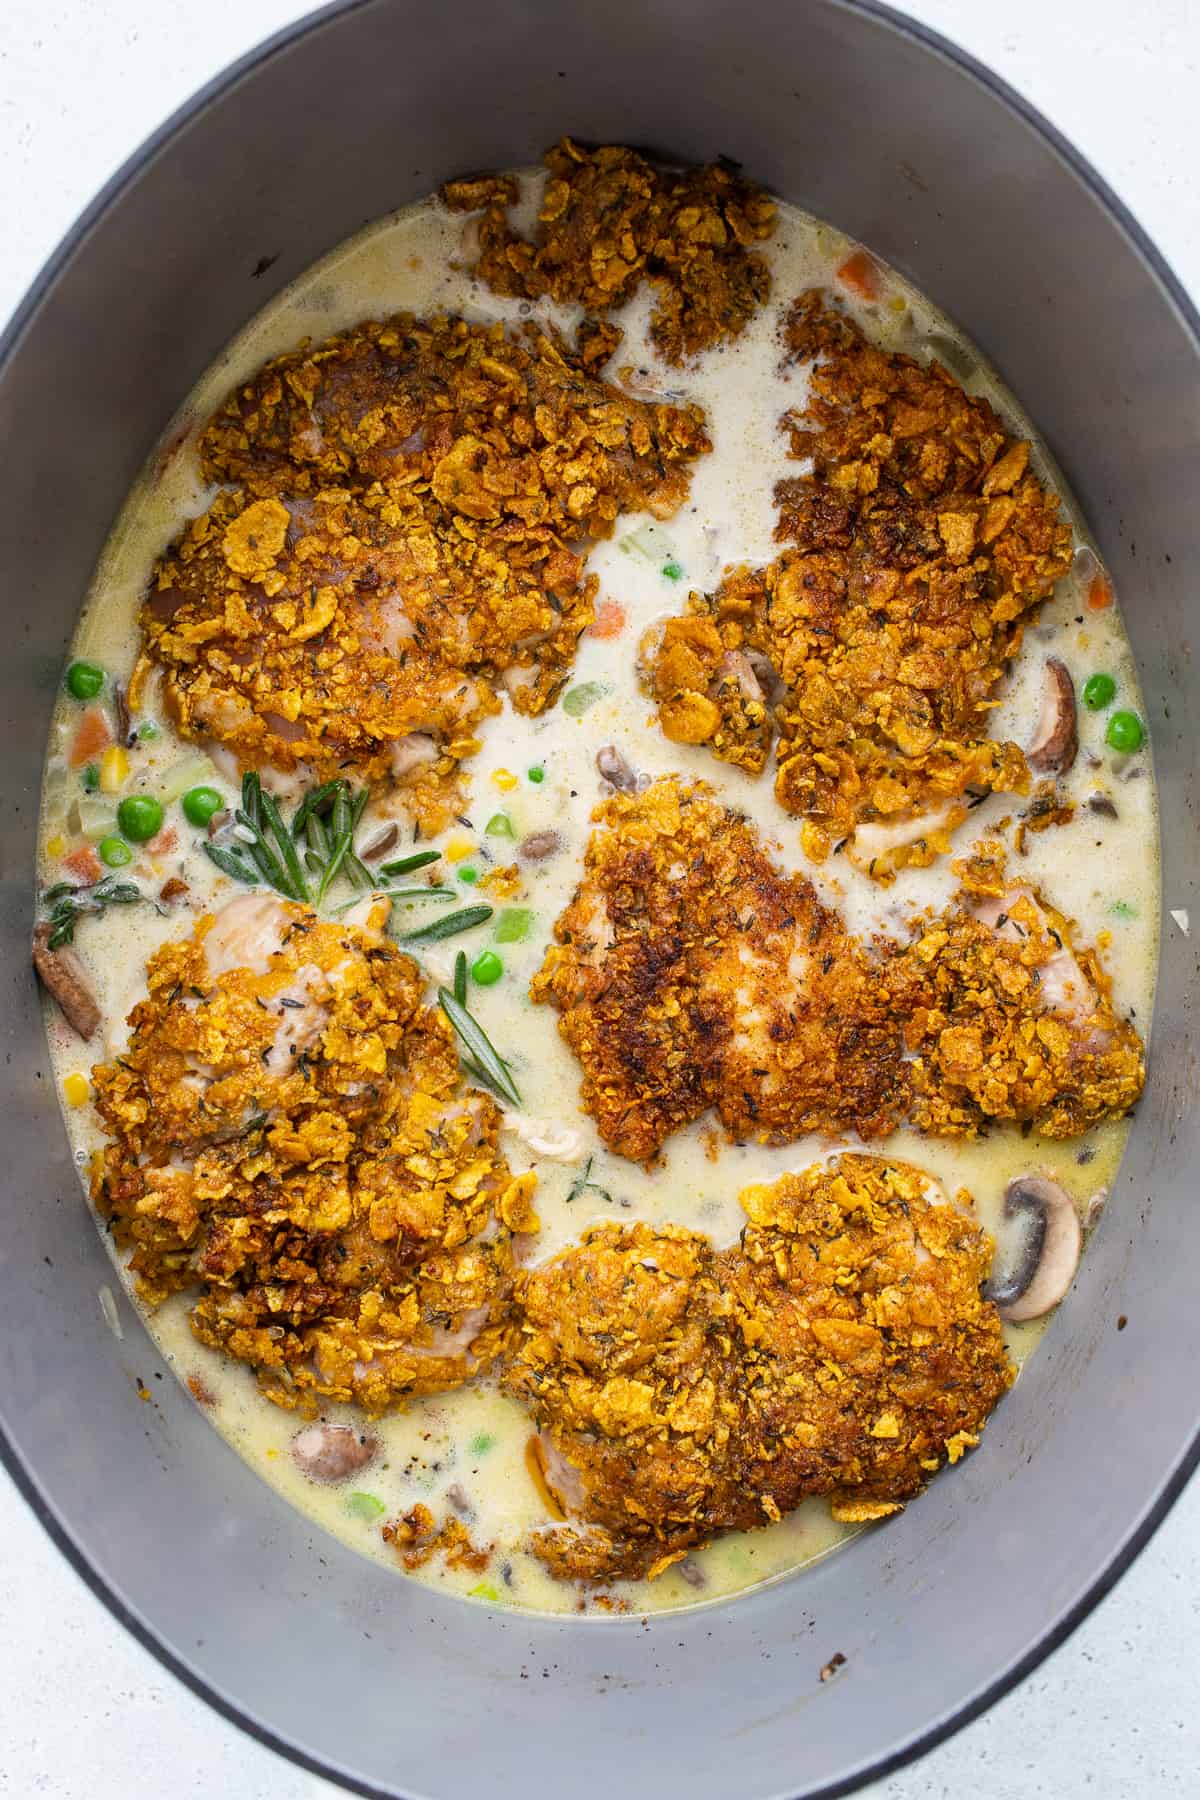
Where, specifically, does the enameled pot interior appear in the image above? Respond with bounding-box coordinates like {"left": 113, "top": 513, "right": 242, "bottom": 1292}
{"left": 1, "top": 3, "right": 1197, "bottom": 1797}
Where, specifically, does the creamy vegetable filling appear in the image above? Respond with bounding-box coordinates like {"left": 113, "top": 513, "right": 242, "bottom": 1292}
{"left": 36, "top": 154, "right": 1157, "bottom": 1618}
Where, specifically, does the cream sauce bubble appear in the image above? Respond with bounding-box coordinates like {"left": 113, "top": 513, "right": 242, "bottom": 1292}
{"left": 38, "top": 174, "right": 1158, "bottom": 1618}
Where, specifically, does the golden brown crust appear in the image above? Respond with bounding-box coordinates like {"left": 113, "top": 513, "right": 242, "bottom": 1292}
{"left": 894, "top": 850, "right": 1146, "bottom": 1137}
{"left": 643, "top": 292, "right": 1074, "bottom": 878}
{"left": 532, "top": 783, "right": 1144, "bottom": 1157}
{"left": 504, "top": 1156, "right": 1013, "bottom": 1582}
{"left": 91, "top": 896, "right": 536, "bottom": 1413}
{"left": 530, "top": 778, "right": 913, "bottom": 1161}
{"left": 443, "top": 138, "right": 777, "bottom": 365}
{"left": 142, "top": 313, "right": 709, "bottom": 804}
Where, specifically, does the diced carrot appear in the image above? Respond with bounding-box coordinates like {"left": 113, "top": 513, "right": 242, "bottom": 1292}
{"left": 63, "top": 844, "right": 102, "bottom": 885}
{"left": 835, "top": 250, "right": 882, "bottom": 302}
{"left": 589, "top": 599, "right": 627, "bottom": 640}
{"left": 69, "top": 706, "right": 112, "bottom": 768}
{"left": 1087, "top": 574, "right": 1114, "bottom": 611}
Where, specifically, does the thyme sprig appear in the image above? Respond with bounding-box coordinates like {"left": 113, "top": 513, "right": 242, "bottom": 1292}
{"left": 41, "top": 876, "right": 146, "bottom": 949}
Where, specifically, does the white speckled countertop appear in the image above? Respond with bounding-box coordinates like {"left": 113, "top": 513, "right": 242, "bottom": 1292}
{"left": 2, "top": 1, "right": 1198, "bottom": 1794}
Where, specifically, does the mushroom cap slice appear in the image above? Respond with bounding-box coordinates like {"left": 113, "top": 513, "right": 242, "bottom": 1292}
{"left": 32, "top": 923, "right": 101, "bottom": 1040}
{"left": 1027, "top": 656, "right": 1079, "bottom": 775}
{"left": 985, "top": 1173, "right": 1082, "bottom": 1322}
{"left": 290, "top": 1422, "right": 380, "bottom": 1483}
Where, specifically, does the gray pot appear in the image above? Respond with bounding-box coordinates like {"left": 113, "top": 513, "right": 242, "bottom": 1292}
{"left": 1, "top": 2, "right": 1196, "bottom": 1795}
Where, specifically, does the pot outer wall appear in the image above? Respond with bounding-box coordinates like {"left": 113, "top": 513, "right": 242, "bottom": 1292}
{"left": 0, "top": 2, "right": 1196, "bottom": 1797}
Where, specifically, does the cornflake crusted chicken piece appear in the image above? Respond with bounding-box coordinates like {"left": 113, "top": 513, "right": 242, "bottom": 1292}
{"left": 530, "top": 778, "right": 913, "bottom": 1162}
{"left": 90, "top": 894, "right": 539, "bottom": 1414}
{"left": 136, "top": 313, "right": 709, "bottom": 818}
{"left": 504, "top": 1156, "right": 1013, "bottom": 1583}
{"left": 643, "top": 291, "right": 1073, "bottom": 879}
{"left": 442, "top": 137, "right": 777, "bottom": 365}
{"left": 533, "top": 786, "right": 1144, "bottom": 1157}
{"left": 894, "top": 846, "right": 1146, "bottom": 1138}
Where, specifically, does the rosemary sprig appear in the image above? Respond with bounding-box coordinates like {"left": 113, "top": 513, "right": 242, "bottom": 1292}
{"left": 398, "top": 904, "right": 493, "bottom": 945}
{"left": 437, "top": 987, "right": 521, "bottom": 1107}
{"left": 203, "top": 774, "right": 442, "bottom": 916}
{"left": 453, "top": 950, "right": 468, "bottom": 1005}
{"left": 42, "top": 876, "right": 145, "bottom": 949}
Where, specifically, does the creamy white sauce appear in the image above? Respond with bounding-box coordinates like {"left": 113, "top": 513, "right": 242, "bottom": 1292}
{"left": 38, "top": 173, "right": 1159, "bottom": 1619}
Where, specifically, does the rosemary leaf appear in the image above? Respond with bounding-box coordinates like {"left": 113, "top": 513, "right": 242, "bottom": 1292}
{"left": 204, "top": 842, "right": 261, "bottom": 885}
{"left": 258, "top": 785, "right": 310, "bottom": 904}
{"left": 437, "top": 987, "right": 521, "bottom": 1107}
{"left": 379, "top": 850, "right": 441, "bottom": 878}
{"left": 399, "top": 904, "right": 493, "bottom": 945}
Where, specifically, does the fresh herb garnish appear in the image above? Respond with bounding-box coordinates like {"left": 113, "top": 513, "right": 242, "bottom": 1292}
{"left": 437, "top": 986, "right": 521, "bottom": 1107}
{"left": 203, "top": 775, "right": 444, "bottom": 915}
{"left": 453, "top": 950, "right": 468, "bottom": 1006}
{"left": 566, "top": 1155, "right": 613, "bottom": 1205}
{"left": 399, "top": 904, "right": 493, "bottom": 945}
{"left": 379, "top": 849, "right": 442, "bottom": 878}
{"left": 41, "top": 876, "right": 144, "bottom": 949}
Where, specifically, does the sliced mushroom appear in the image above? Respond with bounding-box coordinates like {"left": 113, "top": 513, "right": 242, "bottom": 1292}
{"left": 520, "top": 830, "right": 562, "bottom": 862}
{"left": 596, "top": 744, "right": 639, "bottom": 792}
{"left": 1027, "top": 656, "right": 1078, "bottom": 775}
{"left": 359, "top": 822, "right": 400, "bottom": 861}
{"left": 112, "top": 681, "right": 134, "bottom": 748}
{"left": 290, "top": 1422, "right": 379, "bottom": 1483}
{"left": 983, "top": 1174, "right": 1082, "bottom": 1322}
{"left": 32, "top": 924, "right": 101, "bottom": 1040}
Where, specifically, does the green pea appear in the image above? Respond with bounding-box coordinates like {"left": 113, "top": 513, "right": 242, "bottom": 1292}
{"left": 81, "top": 763, "right": 100, "bottom": 793}
{"left": 661, "top": 561, "right": 683, "bottom": 581}
{"left": 137, "top": 720, "right": 160, "bottom": 741}
{"left": 98, "top": 836, "right": 133, "bottom": 868}
{"left": 485, "top": 811, "right": 516, "bottom": 838}
{"left": 471, "top": 950, "right": 503, "bottom": 985}
{"left": 1106, "top": 710, "right": 1144, "bottom": 754}
{"left": 65, "top": 660, "right": 104, "bottom": 701}
{"left": 459, "top": 866, "right": 479, "bottom": 884}
{"left": 1083, "top": 672, "right": 1116, "bottom": 711}
{"left": 495, "top": 907, "right": 532, "bottom": 944}
{"left": 117, "top": 794, "right": 164, "bottom": 842}
{"left": 181, "top": 785, "right": 224, "bottom": 827}
{"left": 562, "top": 681, "right": 607, "bottom": 718}
{"left": 526, "top": 766, "right": 545, "bottom": 784}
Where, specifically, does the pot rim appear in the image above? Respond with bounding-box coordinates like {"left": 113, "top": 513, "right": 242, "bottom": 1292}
{"left": 2, "top": 2, "right": 1196, "bottom": 1796}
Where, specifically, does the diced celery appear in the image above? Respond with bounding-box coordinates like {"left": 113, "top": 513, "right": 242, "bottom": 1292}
{"left": 158, "top": 754, "right": 222, "bottom": 806}
{"left": 495, "top": 907, "right": 533, "bottom": 944}
{"left": 345, "top": 1491, "right": 386, "bottom": 1521}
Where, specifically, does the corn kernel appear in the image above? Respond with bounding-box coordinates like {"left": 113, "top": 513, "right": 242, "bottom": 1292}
{"left": 491, "top": 768, "right": 518, "bottom": 792}
{"left": 45, "top": 834, "right": 66, "bottom": 858}
{"left": 444, "top": 836, "right": 475, "bottom": 863}
{"left": 98, "top": 745, "right": 130, "bottom": 793}
{"left": 62, "top": 1072, "right": 90, "bottom": 1107}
